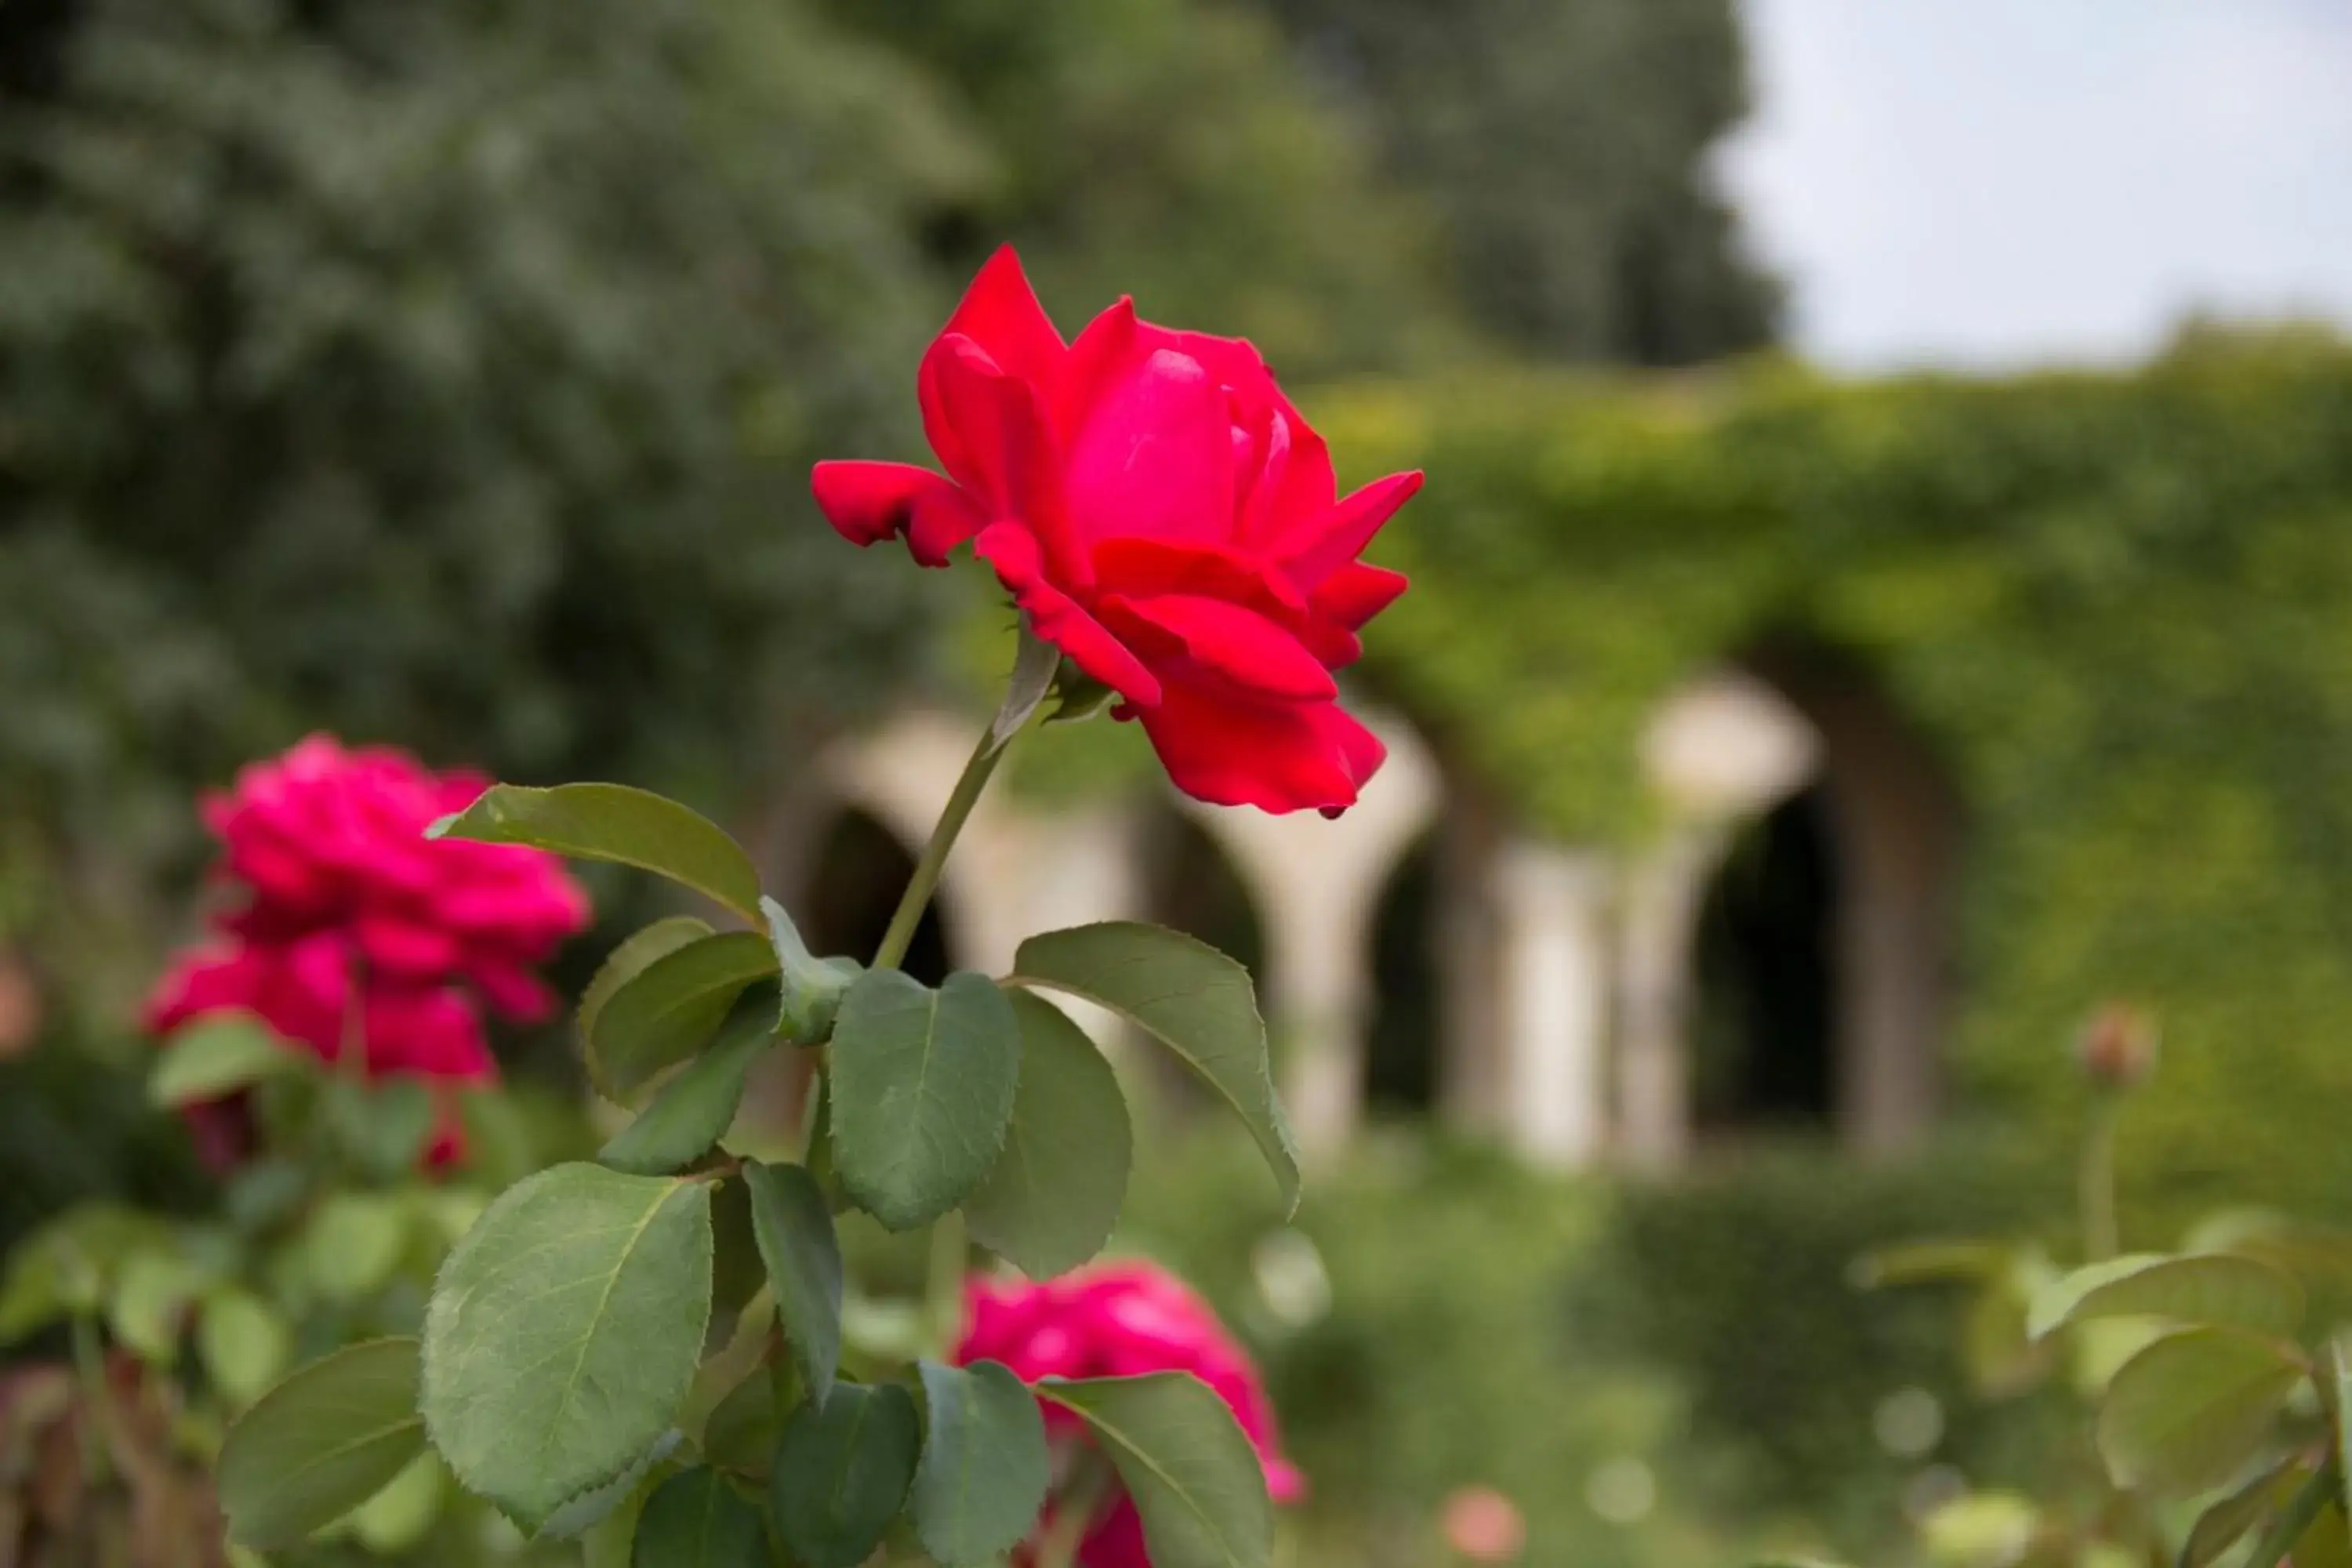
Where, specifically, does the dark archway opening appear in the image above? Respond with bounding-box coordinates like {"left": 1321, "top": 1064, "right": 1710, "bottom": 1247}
{"left": 1364, "top": 833, "right": 1443, "bottom": 1115}
{"left": 801, "top": 810, "right": 950, "bottom": 986}
{"left": 1690, "top": 784, "right": 1840, "bottom": 1133}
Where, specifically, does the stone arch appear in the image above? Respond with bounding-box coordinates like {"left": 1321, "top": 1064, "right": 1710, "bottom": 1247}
{"left": 799, "top": 808, "right": 952, "bottom": 986}
{"left": 1623, "top": 652, "right": 1962, "bottom": 1164}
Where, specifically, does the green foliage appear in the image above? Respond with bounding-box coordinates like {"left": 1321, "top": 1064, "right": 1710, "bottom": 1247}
{"left": 2094, "top": 1327, "right": 2304, "bottom": 1497}
{"left": 769, "top": 1380, "right": 922, "bottom": 1568}
{"left": 911, "top": 1359, "right": 1051, "bottom": 1564}
{"left": 147, "top": 1013, "right": 296, "bottom": 1106}
{"left": 1246, "top": 0, "right": 1780, "bottom": 363}
{"left": 1327, "top": 335, "right": 2352, "bottom": 1204}
{"left": 829, "top": 969, "right": 1022, "bottom": 1232}
{"left": 630, "top": 1467, "right": 767, "bottom": 1568}
{"left": 588, "top": 935, "right": 779, "bottom": 1102}
{"left": 1043, "top": 1374, "right": 1275, "bottom": 1568}
{"left": 744, "top": 1160, "right": 846, "bottom": 1406}
{"left": 434, "top": 785, "right": 766, "bottom": 924}
{"left": 2027, "top": 1252, "right": 2304, "bottom": 1341}
{"left": 597, "top": 1007, "right": 772, "bottom": 1176}
{"left": 218, "top": 1338, "right": 427, "bottom": 1549}
{"left": 1012, "top": 921, "right": 1298, "bottom": 1215}
{"left": 964, "top": 989, "right": 1134, "bottom": 1279}
{"left": 419, "top": 1163, "right": 715, "bottom": 1532}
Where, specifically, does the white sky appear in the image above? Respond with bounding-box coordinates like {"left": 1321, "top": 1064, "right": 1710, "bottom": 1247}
{"left": 1720, "top": 0, "right": 2352, "bottom": 370}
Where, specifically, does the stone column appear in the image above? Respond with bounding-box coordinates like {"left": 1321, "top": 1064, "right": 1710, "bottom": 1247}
{"left": 1490, "top": 841, "right": 1613, "bottom": 1167}
{"left": 1613, "top": 826, "right": 1722, "bottom": 1172}
{"left": 1182, "top": 712, "right": 1439, "bottom": 1161}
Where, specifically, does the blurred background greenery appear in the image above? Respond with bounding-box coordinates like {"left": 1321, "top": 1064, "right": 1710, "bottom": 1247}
{"left": 4, "top": 1, "right": 2350, "bottom": 1564}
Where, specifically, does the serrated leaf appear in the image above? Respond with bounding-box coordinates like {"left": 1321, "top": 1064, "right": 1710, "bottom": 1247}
{"left": 631, "top": 1467, "right": 767, "bottom": 1568}
{"left": 539, "top": 1430, "right": 684, "bottom": 1540}
{"left": 830, "top": 969, "right": 1021, "bottom": 1232}
{"left": 2181, "top": 1455, "right": 2301, "bottom": 1567}
{"left": 965, "top": 991, "right": 1131, "bottom": 1279}
{"left": 590, "top": 932, "right": 779, "bottom": 1102}
{"left": 2096, "top": 1327, "right": 2303, "bottom": 1497}
{"left": 219, "top": 1338, "right": 426, "bottom": 1549}
{"left": 198, "top": 1287, "right": 293, "bottom": 1406}
{"left": 913, "top": 1359, "right": 1049, "bottom": 1564}
{"left": 2028, "top": 1252, "right": 2303, "bottom": 1341}
{"left": 1040, "top": 1373, "right": 1272, "bottom": 1568}
{"left": 421, "top": 1163, "right": 714, "bottom": 1532}
{"left": 433, "top": 783, "right": 764, "bottom": 922}
{"left": 600, "top": 1004, "right": 774, "bottom": 1175}
{"left": 769, "top": 1381, "right": 921, "bottom": 1568}
{"left": 150, "top": 1014, "right": 297, "bottom": 1107}
{"left": 743, "top": 1161, "right": 843, "bottom": 1406}
{"left": 1010, "top": 922, "right": 1298, "bottom": 1216}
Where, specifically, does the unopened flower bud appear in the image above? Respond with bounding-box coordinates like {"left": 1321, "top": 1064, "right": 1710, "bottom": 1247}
{"left": 2077, "top": 1003, "right": 2158, "bottom": 1091}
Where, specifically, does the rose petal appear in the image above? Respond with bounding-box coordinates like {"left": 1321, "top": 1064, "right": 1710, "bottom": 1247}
{"left": 942, "top": 245, "right": 1067, "bottom": 398}
{"left": 1065, "top": 347, "right": 1236, "bottom": 550}
{"left": 974, "top": 522, "right": 1162, "bottom": 706}
{"left": 810, "top": 460, "right": 985, "bottom": 567}
{"left": 1275, "top": 470, "right": 1424, "bottom": 592}
{"left": 1100, "top": 593, "right": 1337, "bottom": 703}
{"left": 1131, "top": 681, "right": 1386, "bottom": 815}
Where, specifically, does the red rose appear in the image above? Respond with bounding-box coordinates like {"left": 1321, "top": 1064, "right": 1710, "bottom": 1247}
{"left": 813, "top": 249, "right": 1421, "bottom": 816}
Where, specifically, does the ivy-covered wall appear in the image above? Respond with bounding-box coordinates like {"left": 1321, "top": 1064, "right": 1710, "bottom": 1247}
{"left": 1318, "top": 330, "right": 2352, "bottom": 1210}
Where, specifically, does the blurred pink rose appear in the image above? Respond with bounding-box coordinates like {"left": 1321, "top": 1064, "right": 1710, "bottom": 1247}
{"left": 957, "top": 1261, "right": 1302, "bottom": 1568}
{"left": 1442, "top": 1486, "right": 1525, "bottom": 1563}
{"left": 143, "top": 735, "right": 588, "bottom": 1167}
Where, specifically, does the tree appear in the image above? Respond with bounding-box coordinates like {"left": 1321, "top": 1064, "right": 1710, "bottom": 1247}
{"left": 1247, "top": 0, "right": 1784, "bottom": 364}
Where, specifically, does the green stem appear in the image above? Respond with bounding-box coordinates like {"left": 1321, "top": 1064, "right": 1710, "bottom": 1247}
{"left": 69, "top": 1312, "right": 113, "bottom": 1486}
{"left": 928, "top": 1207, "right": 967, "bottom": 1354}
{"left": 2080, "top": 1091, "right": 2122, "bottom": 1262}
{"left": 1036, "top": 1453, "right": 1118, "bottom": 1568}
{"left": 870, "top": 722, "right": 1013, "bottom": 973}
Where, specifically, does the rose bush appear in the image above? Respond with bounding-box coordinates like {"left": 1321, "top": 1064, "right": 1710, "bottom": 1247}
{"left": 960, "top": 1262, "right": 1303, "bottom": 1567}
{"left": 142, "top": 735, "right": 587, "bottom": 1165}
{"left": 813, "top": 248, "right": 1422, "bottom": 816}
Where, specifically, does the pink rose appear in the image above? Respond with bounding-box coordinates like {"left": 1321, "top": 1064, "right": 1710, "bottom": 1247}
{"left": 143, "top": 735, "right": 589, "bottom": 1169}
{"left": 814, "top": 249, "right": 1420, "bottom": 817}
{"left": 957, "top": 1262, "right": 1303, "bottom": 1568}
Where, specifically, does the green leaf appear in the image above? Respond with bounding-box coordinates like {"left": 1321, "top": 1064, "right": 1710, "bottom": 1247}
{"left": 1010, "top": 922, "right": 1298, "bottom": 1216}
{"left": 421, "top": 1163, "right": 715, "bottom": 1533}
{"left": 219, "top": 1338, "right": 426, "bottom": 1549}
{"left": 912, "top": 1359, "right": 1049, "bottom": 1565}
{"left": 964, "top": 990, "right": 1131, "bottom": 1279}
{"left": 830, "top": 969, "right": 1021, "bottom": 1232}
{"left": 539, "top": 1431, "right": 684, "bottom": 1540}
{"left": 763, "top": 895, "right": 862, "bottom": 1041}
{"left": 742, "top": 1161, "right": 843, "bottom": 1406}
{"left": 2181, "top": 1455, "right": 2302, "bottom": 1567}
{"left": 107, "top": 1250, "right": 205, "bottom": 1363}
{"left": 350, "top": 1452, "right": 447, "bottom": 1555}
{"left": 2096, "top": 1326, "right": 2304, "bottom": 1497}
{"left": 768, "top": 1381, "right": 921, "bottom": 1568}
{"left": 1040, "top": 1373, "right": 1272, "bottom": 1568}
{"left": 631, "top": 1467, "right": 768, "bottom": 1568}
{"left": 993, "top": 626, "right": 1062, "bottom": 745}
{"left": 600, "top": 1004, "right": 775, "bottom": 1175}
{"left": 325, "top": 1077, "right": 437, "bottom": 1181}
{"left": 432, "top": 782, "right": 764, "bottom": 923}
{"left": 149, "top": 1014, "right": 296, "bottom": 1107}
{"left": 590, "top": 931, "right": 779, "bottom": 1102}
{"left": 0, "top": 1204, "right": 170, "bottom": 1345}
{"left": 302, "top": 1191, "right": 413, "bottom": 1303}
{"left": 582, "top": 917, "right": 717, "bottom": 1061}
{"left": 198, "top": 1287, "right": 294, "bottom": 1406}
{"left": 2027, "top": 1252, "right": 2304, "bottom": 1341}
{"left": 698, "top": 1366, "right": 781, "bottom": 1476}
